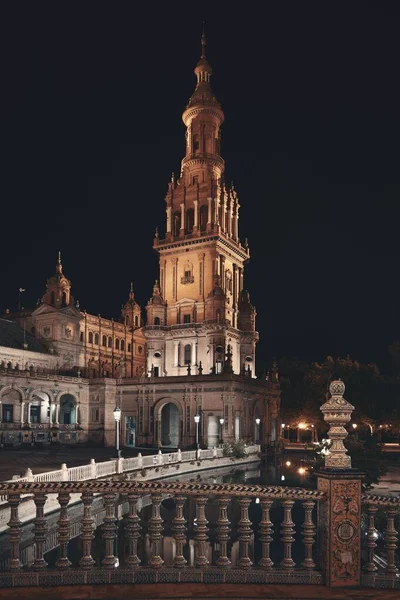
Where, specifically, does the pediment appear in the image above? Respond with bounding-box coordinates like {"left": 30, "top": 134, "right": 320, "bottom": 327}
{"left": 176, "top": 297, "right": 196, "bottom": 306}
{"left": 32, "top": 304, "right": 82, "bottom": 320}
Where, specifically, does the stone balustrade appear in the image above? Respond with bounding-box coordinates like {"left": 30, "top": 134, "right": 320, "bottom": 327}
{"left": 0, "top": 479, "right": 325, "bottom": 588}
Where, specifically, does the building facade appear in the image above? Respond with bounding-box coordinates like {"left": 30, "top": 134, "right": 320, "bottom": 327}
{"left": 0, "top": 34, "right": 281, "bottom": 451}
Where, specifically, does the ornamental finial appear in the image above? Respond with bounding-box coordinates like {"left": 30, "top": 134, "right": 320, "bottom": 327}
{"left": 320, "top": 379, "right": 355, "bottom": 469}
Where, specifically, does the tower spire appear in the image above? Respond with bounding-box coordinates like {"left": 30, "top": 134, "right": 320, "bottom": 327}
{"left": 201, "top": 23, "right": 206, "bottom": 59}
{"left": 56, "top": 251, "right": 62, "bottom": 274}
{"left": 129, "top": 281, "right": 134, "bottom": 301}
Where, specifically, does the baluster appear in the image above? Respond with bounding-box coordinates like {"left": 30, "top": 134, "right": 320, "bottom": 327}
{"left": 364, "top": 504, "right": 378, "bottom": 572}
{"left": 79, "top": 491, "right": 95, "bottom": 568}
{"left": 172, "top": 495, "right": 187, "bottom": 568}
{"left": 194, "top": 495, "right": 209, "bottom": 567}
{"left": 216, "top": 496, "right": 231, "bottom": 567}
{"left": 384, "top": 507, "right": 399, "bottom": 575}
{"left": 280, "top": 499, "right": 295, "bottom": 569}
{"left": 102, "top": 492, "right": 117, "bottom": 568}
{"left": 148, "top": 494, "right": 164, "bottom": 568}
{"left": 32, "top": 492, "right": 48, "bottom": 569}
{"left": 258, "top": 498, "right": 273, "bottom": 569}
{"left": 7, "top": 493, "right": 22, "bottom": 570}
{"left": 301, "top": 499, "right": 316, "bottom": 569}
{"left": 56, "top": 491, "right": 71, "bottom": 568}
{"left": 126, "top": 493, "right": 141, "bottom": 568}
{"left": 238, "top": 497, "right": 253, "bottom": 569}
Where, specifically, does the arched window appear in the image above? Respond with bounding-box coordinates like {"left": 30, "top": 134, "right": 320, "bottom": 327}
{"left": 184, "top": 344, "right": 191, "bottom": 365}
{"left": 108, "top": 336, "right": 112, "bottom": 348}
{"left": 94, "top": 333, "right": 99, "bottom": 345}
{"left": 216, "top": 309, "right": 222, "bottom": 324}
{"left": 193, "top": 134, "right": 200, "bottom": 153}
{"left": 80, "top": 332, "right": 84, "bottom": 342}
{"left": 89, "top": 332, "right": 93, "bottom": 344}
{"left": 102, "top": 335, "right": 107, "bottom": 347}
{"left": 134, "top": 315, "right": 138, "bottom": 327}
{"left": 186, "top": 208, "right": 194, "bottom": 233}
{"left": 115, "top": 338, "right": 120, "bottom": 350}
{"left": 154, "top": 317, "right": 160, "bottom": 326}
{"left": 125, "top": 315, "right": 130, "bottom": 325}
{"left": 61, "top": 292, "right": 67, "bottom": 307}
{"left": 128, "top": 343, "right": 131, "bottom": 352}
{"left": 50, "top": 291, "right": 55, "bottom": 306}
{"left": 121, "top": 340, "right": 125, "bottom": 352}
{"left": 173, "top": 212, "right": 181, "bottom": 237}
{"left": 200, "top": 205, "right": 208, "bottom": 231}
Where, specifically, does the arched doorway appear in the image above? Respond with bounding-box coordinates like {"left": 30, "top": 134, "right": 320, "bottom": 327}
{"left": 60, "top": 394, "right": 76, "bottom": 425}
{"left": 160, "top": 403, "right": 180, "bottom": 448}
{"left": 30, "top": 391, "right": 51, "bottom": 424}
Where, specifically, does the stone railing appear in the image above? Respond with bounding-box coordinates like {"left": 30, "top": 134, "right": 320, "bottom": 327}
{"left": 0, "top": 479, "right": 324, "bottom": 588}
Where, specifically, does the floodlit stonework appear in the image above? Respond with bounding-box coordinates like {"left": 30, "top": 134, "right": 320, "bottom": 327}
{"left": 0, "top": 34, "right": 280, "bottom": 450}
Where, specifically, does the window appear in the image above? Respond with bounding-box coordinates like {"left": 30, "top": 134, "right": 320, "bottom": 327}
{"left": 183, "top": 314, "right": 191, "bottom": 324}
{"left": 200, "top": 205, "right": 208, "bottom": 231}
{"left": 154, "top": 317, "right": 160, "bottom": 326}
{"left": 88, "top": 332, "right": 93, "bottom": 344}
{"left": 186, "top": 405, "right": 190, "bottom": 434}
{"left": 91, "top": 408, "right": 99, "bottom": 422}
{"left": 138, "top": 346, "right": 143, "bottom": 354}
{"left": 2, "top": 404, "right": 13, "bottom": 423}
{"left": 173, "top": 212, "right": 181, "bottom": 237}
{"left": 192, "top": 176, "right": 199, "bottom": 185}
{"left": 153, "top": 366, "right": 159, "bottom": 377}
{"left": 61, "top": 292, "right": 67, "bottom": 307}
{"left": 186, "top": 208, "right": 194, "bottom": 233}
{"left": 80, "top": 332, "right": 84, "bottom": 342}
{"left": 108, "top": 336, "right": 112, "bottom": 348}
{"left": 50, "top": 292, "right": 55, "bottom": 306}
{"left": 115, "top": 339, "right": 119, "bottom": 350}
{"left": 184, "top": 344, "right": 191, "bottom": 364}
{"left": 193, "top": 134, "right": 199, "bottom": 152}
{"left": 121, "top": 340, "right": 125, "bottom": 352}
{"left": 127, "top": 343, "right": 131, "bottom": 353}
{"left": 134, "top": 315, "right": 139, "bottom": 327}
{"left": 30, "top": 405, "right": 41, "bottom": 424}
{"left": 94, "top": 333, "right": 99, "bottom": 345}
{"left": 102, "top": 335, "right": 107, "bottom": 347}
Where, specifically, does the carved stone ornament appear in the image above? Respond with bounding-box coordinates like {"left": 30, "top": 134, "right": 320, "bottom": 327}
{"left": 320, "top": 379, "right": 354, "bottom": 469}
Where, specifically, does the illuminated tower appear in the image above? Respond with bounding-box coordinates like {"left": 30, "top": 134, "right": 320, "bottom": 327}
{"left": 145, "top": 33, "right": 258, "bottom": 377}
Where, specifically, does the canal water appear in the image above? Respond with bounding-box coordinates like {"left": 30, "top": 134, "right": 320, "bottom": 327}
{"left": 0, "top": 452, "right": 317, "bottom": 569}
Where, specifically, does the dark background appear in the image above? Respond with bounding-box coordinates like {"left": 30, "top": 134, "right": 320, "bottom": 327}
{"left": 2, "top": 2, "right": 400, "bottom": 372}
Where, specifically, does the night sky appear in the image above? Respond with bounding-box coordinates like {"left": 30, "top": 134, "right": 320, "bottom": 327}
{"left": 2, "top": 3, "right": 400, "bottom": 372}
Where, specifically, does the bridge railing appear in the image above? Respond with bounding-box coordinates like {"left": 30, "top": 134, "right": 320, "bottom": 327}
{"left": 0, "top": 479, "right": 325, "bottom": 587}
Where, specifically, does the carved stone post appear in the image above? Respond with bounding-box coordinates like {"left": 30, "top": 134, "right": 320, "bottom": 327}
{"left": 102, "top": 492, "right": 117, "bottom": 568}
{"left": 280, "top": 499, "right": 295, "bottom": 569}
{"left": 126, "top": 493, "right": 141, "bottom": 568}
{"left": 79, "top": 491, "right": 95, "bottom": 568}
{"left": 31, "top": 492, "right": 48, "bottom": 569}
{"left": 172, "top": 495, "right": 187, "bottom": 568}
{"left": 317, "top": 380, "right": 363, "bottom": 587}
{"left": 148, "top": 494, "right": 164, "bottom": 568}
{"left": 384, "top": 507, "right": 399, "bottom": 575}
{"left": 238, "top": 497, "right": 253, "bottom": 569}
{"left": 301, "top": 499, "right": 316, "bottom": 569}
{"left": 216, "top": 496, "right": 231, "bottom": 567}
{"left": 258, "top": 498, "right": 273, "bottom": 569}
{"left": 194, "top": 495, "right": 209, "bottom": 567}
{"left": 7, "top": 494, "right": 22, "bottom": 570}
{"left": 363, "top": 504, "right": 378, "bottom": 572}
{"left": 56, "top": 491, "right": 71, "bottom": 568}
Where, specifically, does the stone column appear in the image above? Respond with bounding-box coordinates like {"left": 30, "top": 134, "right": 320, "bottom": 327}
{"left": 207, "top": 197, "right": 212, "bottom": 225}
{"left": 20, "top": 402, "right": 25, "bottom": 425}
{"left": 317, "top": 380, "right": 363, "bottom": 588}
{"left": 75, "top": 404, "right": 79, "bottom": 425}
{"left": 173, "top": 341, "right": 179, "bottom": 367}
{"left": 55, "top": 404, "right": 60, "bottom": 425}
{"left": 214, "top": 198, "right": 219, "bottom": 225}
{"left": 180, "top": 203, "right": 185, "bottom": 234}
{"left": 193, "top": 199, "right": 198, "bottom": 230}
{"left": 27, "top": 403, "right": 31, "bottom": 424}
{"left": 191, "top": 341, "right": 197, "bottom": 367}
{"left": 166, "top": 206, "right": 172, "bottom": 233}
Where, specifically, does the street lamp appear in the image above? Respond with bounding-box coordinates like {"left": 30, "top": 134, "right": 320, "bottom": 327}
{"left": 113, "top": 406, "right": 122, "bottom": 458}
{"left": 194, "top": 414, "right": 200, "bottom": 450}
{"left": 219, "top": 417, "right": 224, "bottom": 446}
{"left": 352, "top": 423, "right": 358, "bottom": 429}
{"left": 255, "top": 417, "right": 261, "bottom": 444}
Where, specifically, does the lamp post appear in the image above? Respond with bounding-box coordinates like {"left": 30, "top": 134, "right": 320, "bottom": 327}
{"left": 194, "top": 414, "right": 200, "bottom": 450}
{"left": 113, "top": 406, "right": 121, "bottom": 458}
{"left": 255, "top": 417, "right": 261, "bottom": 444}
{"left": 219, "top": 417, "right": 224, "bottom": 446}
